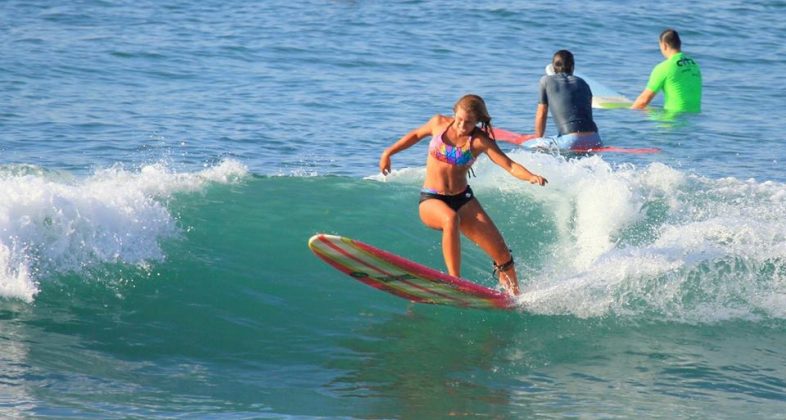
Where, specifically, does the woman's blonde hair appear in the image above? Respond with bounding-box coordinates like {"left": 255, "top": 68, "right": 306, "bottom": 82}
{"left": 453, "top": 94, "right": 495, "bottom": 140}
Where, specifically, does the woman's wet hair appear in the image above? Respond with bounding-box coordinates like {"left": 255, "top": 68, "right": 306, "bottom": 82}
{"left": 454, "top": 94, "right": 495, "bottom": 139}
{"left": 551, "top": 50, "right": 575, "bottom": 75}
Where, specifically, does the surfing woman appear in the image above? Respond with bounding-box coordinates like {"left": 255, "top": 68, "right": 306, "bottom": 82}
{"left": 379, "top": 94, "right": 547, "bottom": 296}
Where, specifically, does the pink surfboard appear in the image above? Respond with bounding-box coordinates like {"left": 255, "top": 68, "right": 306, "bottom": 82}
{"left": 493, "top": 127, "right": 660, "bottom": 154}
{"left": 308, "top": 234, "right": 516, "bottom": 310}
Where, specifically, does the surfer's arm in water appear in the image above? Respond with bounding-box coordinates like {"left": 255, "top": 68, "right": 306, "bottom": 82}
{"left": 478, "top": 134, "right": 547, "bottom": 186}
{"left": 631, "top": 88, "right": 656, "bottom": 109}
{"left": 379, "top": 115, "right": 440, "bottom": 175}
{"left": 534, "top": 104, "right": 548, "bottom": 137}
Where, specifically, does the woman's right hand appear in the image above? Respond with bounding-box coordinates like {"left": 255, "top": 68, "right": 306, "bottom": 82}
{"left": 379, "top": 151, "right": 391, "bottom": 175}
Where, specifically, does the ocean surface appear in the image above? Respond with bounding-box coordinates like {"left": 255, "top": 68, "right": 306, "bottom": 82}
{"left": 2, "top": 0, "right": 786, "bottom": 417}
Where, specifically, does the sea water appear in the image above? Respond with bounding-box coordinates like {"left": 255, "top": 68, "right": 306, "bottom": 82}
{"left": 1, "top": 0, "right": 785, "bottom": 417}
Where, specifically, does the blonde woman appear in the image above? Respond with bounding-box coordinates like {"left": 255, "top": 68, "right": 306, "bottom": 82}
{"left": 379, "top": 94, "right": 547, "bottom": 295}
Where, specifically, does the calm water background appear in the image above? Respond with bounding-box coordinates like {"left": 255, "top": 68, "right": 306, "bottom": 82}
{"left": 1, "top": 0, "right": 786, "bottom": 417}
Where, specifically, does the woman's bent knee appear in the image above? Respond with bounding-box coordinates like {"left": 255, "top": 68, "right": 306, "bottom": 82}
{"left": 439, "top": 212, "right": 461, "bottom": 231}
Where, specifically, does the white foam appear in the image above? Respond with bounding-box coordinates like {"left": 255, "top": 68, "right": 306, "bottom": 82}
{"left": 365, "top": 166, "right": 425, "bottom": 184}
{"left": 0, "top": 160, "right": 248, "bottom": 302}
{"left": 509, "top": 155, "right": 786, "bottom": 323}
{"left": 470, "top": 152, "right": 652, "bottom": 271}
{"left": 369, "top": 151, "right": 786, "bottom": 323}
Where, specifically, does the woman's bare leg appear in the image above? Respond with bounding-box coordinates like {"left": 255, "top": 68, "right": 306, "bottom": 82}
{"left": 419, "top": 199, "right": 461, "bottom": 276}
{"left": 457, "top": 199, "right": 520, "bottom": 295}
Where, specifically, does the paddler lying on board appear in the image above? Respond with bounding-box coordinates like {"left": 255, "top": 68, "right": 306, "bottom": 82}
{"left": 379, "top": 94, "right": 547, "bottom": 296}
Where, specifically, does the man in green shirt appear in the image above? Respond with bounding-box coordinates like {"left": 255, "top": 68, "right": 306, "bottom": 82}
{"left": 631, "top": 29, "right": 702, "bottom": 112}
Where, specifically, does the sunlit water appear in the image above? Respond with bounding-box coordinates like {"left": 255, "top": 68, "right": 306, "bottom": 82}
{"left": 1, "top": 0, "right": 785, "bottom": 417}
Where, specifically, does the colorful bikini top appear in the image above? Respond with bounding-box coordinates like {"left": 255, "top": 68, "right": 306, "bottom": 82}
{"left": 429, "top": 122, "right": 476, "bottom": 167}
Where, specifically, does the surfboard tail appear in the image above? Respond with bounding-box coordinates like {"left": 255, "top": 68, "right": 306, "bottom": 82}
{"left": 492, "top": 128, "right": 538, "bottom": 145}
{"left": 495, "top": 128, "right": 660, "bottom": 154}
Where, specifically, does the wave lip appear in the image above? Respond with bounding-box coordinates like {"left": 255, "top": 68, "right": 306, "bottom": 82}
{"left": 0, "top": 159, "right": 248, "bottom": 302}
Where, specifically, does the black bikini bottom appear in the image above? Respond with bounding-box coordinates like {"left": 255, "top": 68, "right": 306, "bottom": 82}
{"left": 419, "top": 186, "right": 474, "bottom": 212}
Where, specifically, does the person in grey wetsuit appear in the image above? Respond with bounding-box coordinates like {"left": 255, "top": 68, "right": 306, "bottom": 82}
{"left": 533, "top": 49, "right": 602, "bottom": 150}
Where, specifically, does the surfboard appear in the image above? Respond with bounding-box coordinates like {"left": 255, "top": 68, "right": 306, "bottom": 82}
{"left": 577, "top": 72, "right": 634, "bottom": 109}
{"left": 493, "top": 127, "right": 660, "bottom": 154}
{"left": 308, "top": 233, "right": 516, "bottom": 310}
{"left": 545, "top": 64, "right": 634, "bottom": 109}
{"left": 592, "top": 95, "right": 634, "bottom": 109}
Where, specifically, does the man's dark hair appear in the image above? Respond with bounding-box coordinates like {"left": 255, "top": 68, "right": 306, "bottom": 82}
{"left": 552, "top": 50, "right": 574, "bottom": 75}
{"left": 660, "top": 28, "right": 682, "bottom": 50}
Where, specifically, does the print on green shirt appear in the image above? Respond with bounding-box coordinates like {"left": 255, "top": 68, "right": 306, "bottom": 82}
{"left": 646, "top": 52, "right": 702, "bottom": 112}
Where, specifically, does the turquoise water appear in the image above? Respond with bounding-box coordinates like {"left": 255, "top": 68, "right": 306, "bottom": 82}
{"left": 2, "top": 0, "right": 786, "bottom": 417}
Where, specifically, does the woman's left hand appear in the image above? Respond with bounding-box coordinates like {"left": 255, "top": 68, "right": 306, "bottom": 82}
{"left": 530, "top": 174, "right": 548, "bottom": 186}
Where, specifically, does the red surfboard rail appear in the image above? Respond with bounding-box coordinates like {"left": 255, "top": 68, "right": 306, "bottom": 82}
{"left": 492, "top": 127, "right": 660, "bottom": 154}
{"left": 308, "top": 233, "right": 517, "bottom": 310}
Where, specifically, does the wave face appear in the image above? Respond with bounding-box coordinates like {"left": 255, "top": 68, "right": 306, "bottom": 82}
{"left": 0, "top": 158, "right": 784, "bottom": 417}
{"left": 5, "top": 154, "right": 785, "bottom": 320}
